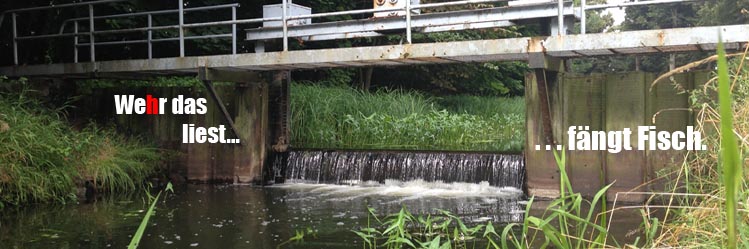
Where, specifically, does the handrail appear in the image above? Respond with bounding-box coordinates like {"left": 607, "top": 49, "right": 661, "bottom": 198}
{"left": 58, "top": 3, "right": 241, "bottom": 34}
{"left": 5, "top": 0, "right": 705, "bottom": 66}
{"left": 0, "top": 0, "right": 127, "bottom": 31}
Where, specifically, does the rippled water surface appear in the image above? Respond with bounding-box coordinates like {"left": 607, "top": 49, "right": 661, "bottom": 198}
{"left": 1, "top": 181, "right": 524, "bottom": 248}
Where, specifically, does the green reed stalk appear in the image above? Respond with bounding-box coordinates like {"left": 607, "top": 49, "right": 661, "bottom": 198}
{"left": 716, "top": 39, "right": 741, "bottom": 249}
{"left": 128, "top": 183, "right": 172, "bottom": 249}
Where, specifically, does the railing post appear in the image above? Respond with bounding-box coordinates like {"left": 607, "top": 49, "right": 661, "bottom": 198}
{"left": 74, "top": 21, "right": 79, "bottom": 63}
{"left": 147, "top": 14, "right": 153, "bottom": 59}
{"left": 179, "top": 0, "right": 185, "bottom": 57}
{"left": 282, "top": 0, "right": 288, "bottom": 51}
{"left": 581, "top": 0, "right": 586, "bottom": 34}
{"left": 89, "top": 4, "right": 95, "bottom": 62}
{"left": 232, "top": 6, "right": 237, "bottom": 54}
{"left": 557, "top": 0, "right": 565, "bottom": 35}
{"left": 11, "top": 12, "right": 17, "bottom": 65}
{"left": 405, "top": 0, "right": 412, "bottom": 44}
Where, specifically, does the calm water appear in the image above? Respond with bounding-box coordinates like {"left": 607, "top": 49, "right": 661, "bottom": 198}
{"left": 0, "top": 181, "right": 524, "bottom": 248}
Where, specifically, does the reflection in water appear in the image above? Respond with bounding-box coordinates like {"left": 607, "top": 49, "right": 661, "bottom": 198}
{"left": 1, "top": 182, "right": 523, "bottom": 248}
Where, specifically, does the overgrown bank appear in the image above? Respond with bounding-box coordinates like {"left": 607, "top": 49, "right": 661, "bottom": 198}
{"left": 647, "top": 52, "right": 749, "bottom": 247}
{"left": 290, "top": 84, "right": 525, "bottom": 152}
{"left": 0, "top": 79, "right": 163, "bottom": 207}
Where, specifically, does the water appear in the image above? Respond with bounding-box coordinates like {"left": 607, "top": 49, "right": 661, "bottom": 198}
{"left": 0, "top": 183, "right": 524, "bottom": 248}
{"left": 274, "top": 150, "right": 525, "bottom": 188}
{"left": 2, "top": 150, "right": 527, "bottom": 248}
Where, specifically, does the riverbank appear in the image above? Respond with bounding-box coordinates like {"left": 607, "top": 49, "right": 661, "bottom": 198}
{"left": 0, "top": 79, "right": 164, "bottom": 207}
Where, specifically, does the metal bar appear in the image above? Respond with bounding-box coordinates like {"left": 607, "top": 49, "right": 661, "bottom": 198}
{"left": 12, "top": 13, "right": 17, "bottom": 65}
{"left": 232, "top": 6, "right": 237, "bottom": 54}
{"left": 581, "top": 0, "right": 586, "bottom": 34}
{"left": 58, "top": 4, "right": 241, "bottom": 34}
{"left": 181, "top": 17, "right": 268, "bottom": 28}
{"left": 248, "top": 3, "right": 574, "bottom": 41}
{"left": 89, "top": 4, "right": 95, "bottom": 62}
{"left": 282, "top": 0, "right": 288, "bottom": 51}
{"left": 201, "top": 80, "right": 245, "bottom": 146}
{"left": 412, "top": 0, "right": 508, "bottom": 10}
{"left": 147, "top": 14, "right": 152, "bottom": 59}
{"left": 3, "top": 0, "right": 126, "bottom": 14}
{"left": 74, "top": 21, "right": 78, "bottom": 63}
{"left": 534, "top": 69, "right": 555, "bottom": 145}
{"left": 299, "top": 21, "right": 515, "bottom": 42}
{"left": 18, "top": 27, "right": 235, "bottom": 41}
{"left": 163, "top": 33, "right": 233, "bottom": 41}
{"left": 76, "top": 33, "right": 233, "bottom": 46}
{"left": 406, "top": 0, "right": 412, "bottom": 44}
{"left": 557, "top": 0, "right": 565, "bottom": 35}
{"left": 584, "top": 0, "right": 700, "bottom": 10}
{"left": 67, "top": 3, "right": 241, "bottom": 22}
{"left": 77, "top": 40, "right": 152, "bottom": 46}
{"left": 179, "top": 0, "right": 185, "bottom": 57}
{"left": 284, "top": 0, "right": 509, "bottom": 21}
{"left": 287, "top": 6, "right": 405, "bottom": 20}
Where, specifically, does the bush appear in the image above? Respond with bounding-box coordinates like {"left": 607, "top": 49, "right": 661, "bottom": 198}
{"left": 0, "top": 79, "right": 162, "bottom": 206}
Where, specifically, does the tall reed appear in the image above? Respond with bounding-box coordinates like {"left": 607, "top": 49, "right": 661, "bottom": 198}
{"left": 290, "top": 84, "right": 525, "bottom": 152}
{"left": 716, "top": 39, "right": 741, "bottom": 249}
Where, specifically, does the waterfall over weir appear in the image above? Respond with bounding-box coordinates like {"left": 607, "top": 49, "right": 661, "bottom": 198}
{"left": 272, "top": 150, "right": 525, "bottom": 189}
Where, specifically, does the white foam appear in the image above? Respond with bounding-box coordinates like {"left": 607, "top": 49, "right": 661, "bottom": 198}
{"left": 274, "top": 179, "right": 523, "bottom": 200}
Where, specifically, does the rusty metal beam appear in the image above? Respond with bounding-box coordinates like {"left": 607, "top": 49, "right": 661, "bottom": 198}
{"left": 534, "top": 69, "right": 555, "bottom": 146}
{"left": 201, "top": 79, "right": 245, "bottom": 146}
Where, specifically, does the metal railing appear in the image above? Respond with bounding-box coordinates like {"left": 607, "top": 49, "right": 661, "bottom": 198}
{"left": 3, "top": 0, "right": 240, "bottom": 64}
{"left": 1, "top": 0, "right": 703, "bottom": 66}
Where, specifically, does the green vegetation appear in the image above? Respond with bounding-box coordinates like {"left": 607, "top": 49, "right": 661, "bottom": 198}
{"left": 349, "top": 206, "right": 507, "bottom": 249}
{"left": 645, "top": 42, "right": 749, "bottom": 247}
{"left": 290, "top": 150, "right": 611, "bottom": 249}
{"left": 716, "top": 41, "right": 741, "bottom": 249}
{"left": 0, "top": 78, "right": 163, "bottom": 206}
{"left": 128, "top": 182, "right": 173, "bottom": 249}
{"left": 505, "top": 149, "right": 614, "bottom": 248}
{"left": 290, "top": 84, "right": 525, "bottom": 152}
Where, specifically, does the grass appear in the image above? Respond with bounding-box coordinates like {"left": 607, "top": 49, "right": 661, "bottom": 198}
{"left": 290, "top": 84, "right": 525, "bottom": 152}
{"left": 623, "top": 41, "right": 748, "bottom": 248}
{"left": 436, "top": 95, "right": 525, "bottom": 118}
{"left": 503, "top": 148, "right": 614, "bottom": 249}
{"left": 0, "top": 78, "right": 163, "bottom": 206}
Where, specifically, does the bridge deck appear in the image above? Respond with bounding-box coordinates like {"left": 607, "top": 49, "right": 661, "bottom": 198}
{"left": 1, "top": 24, "right": 747, "bottom": 78}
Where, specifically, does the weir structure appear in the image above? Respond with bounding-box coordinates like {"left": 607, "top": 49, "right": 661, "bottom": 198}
{"left": 0, "top": 0, "right": 747, "bottom": 200}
